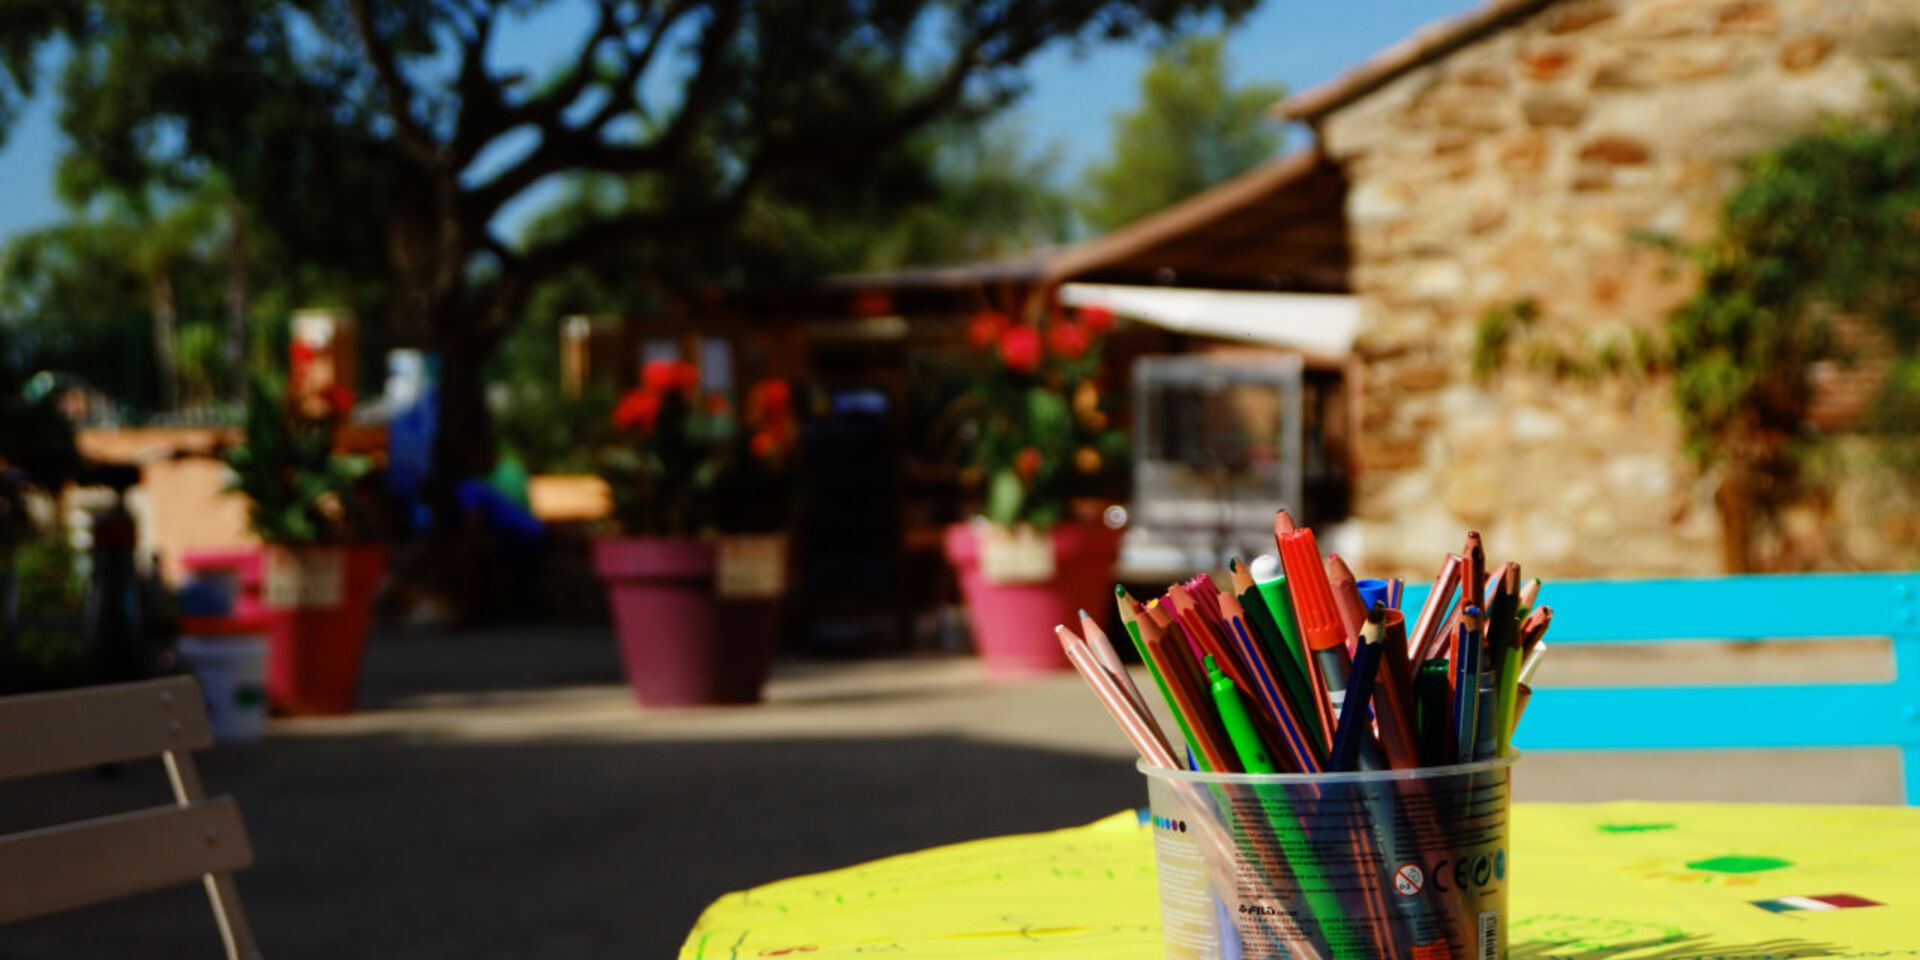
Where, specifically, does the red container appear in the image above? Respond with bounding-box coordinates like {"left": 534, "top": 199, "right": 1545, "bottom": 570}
{"left": 264, "top": 543, "right": 387, "bottom": 715}
{"left": 593, "top": 538, "right": 778, "bottom": 707}
{"left": 943, "top": 520, "right": 1123, "bottom": 678}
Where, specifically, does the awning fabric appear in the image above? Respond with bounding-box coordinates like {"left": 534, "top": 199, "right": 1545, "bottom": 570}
{"left": 1058, "top": 283, "right": 1360, "bottom": 356}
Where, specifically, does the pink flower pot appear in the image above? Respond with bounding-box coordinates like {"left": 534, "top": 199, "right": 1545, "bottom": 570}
{"left": 592, "top": 537, "right": 779, "bottom": 707}
{"left": 943, "top": 520, "right": 1123, "bottom": 678}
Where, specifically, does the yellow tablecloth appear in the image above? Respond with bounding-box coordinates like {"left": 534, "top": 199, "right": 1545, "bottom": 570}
{"left": 680, "top": 802, "right": 1917, "bottom": 959}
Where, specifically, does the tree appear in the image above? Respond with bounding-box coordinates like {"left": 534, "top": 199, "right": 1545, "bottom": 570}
{"left": 6, "top": 0, "right": 1254, "bottom": 502}
{"left": 1080, "top": 32, "right": 1284, "bottom": 233}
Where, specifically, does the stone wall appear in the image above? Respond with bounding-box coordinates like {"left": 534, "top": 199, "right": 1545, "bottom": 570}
{"left": 1314, "top": 0, "right": 1920, "bottom": 578}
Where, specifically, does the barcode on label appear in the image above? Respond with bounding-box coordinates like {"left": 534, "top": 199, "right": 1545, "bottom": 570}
{"left": 1478, "top": 909, "right": 1499, "bottom": 960}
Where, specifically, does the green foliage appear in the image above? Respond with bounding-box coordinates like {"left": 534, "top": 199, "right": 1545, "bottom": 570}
{"left": 1471, "top": 298, "right": 1539, "bottom": 381}
{"left": 0, "top": 533, "right": 93, "bottom": 695}
{"left": 223, "top": 374, "right": 374, "bottom": 544}
{"left": 174, "top": 321, "right": 237, "bottom": 405}
{"left": 1081, "top": 33, "right": 1285, "bottom": 233}
{"left": 1658, "top": 98, "right": 1920, "bottom": 531}
{"left": 4, "top": 0, "right": 1256, "bottom": 488}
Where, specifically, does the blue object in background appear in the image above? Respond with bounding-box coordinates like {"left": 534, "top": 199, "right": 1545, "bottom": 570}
{"left": 384, "top": 349, "right": 439, "bottom": 534}
{"left": 455, "top": 477, "right": 546, "bottom": 559}
{"left": 176, "top": 573, "right": 234, "bottom": 617}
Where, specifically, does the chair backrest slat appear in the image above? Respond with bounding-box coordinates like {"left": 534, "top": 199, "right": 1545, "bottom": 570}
{"left": 1404, "top": 571, "right": 1920, "bottom": 804}
{"left": 0, "top": 676, "right": 213, "bottom": 781}
{"left": 0, "top": 796, "right": 254, "bottom": 924}
{"left": 1401, "top": 571, "right": 1920, "bottom": 642}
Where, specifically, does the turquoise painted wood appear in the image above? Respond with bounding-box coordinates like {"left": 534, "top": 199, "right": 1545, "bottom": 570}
{"left": 1399, "top": 572, "right": 1920, "bottom": 803}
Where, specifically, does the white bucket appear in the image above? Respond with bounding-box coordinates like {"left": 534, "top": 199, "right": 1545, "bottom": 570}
{"left": 177, "top": 632, "right": 270, "bottom": 742}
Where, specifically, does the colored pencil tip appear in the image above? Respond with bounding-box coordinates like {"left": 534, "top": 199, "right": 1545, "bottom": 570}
{"left": 1367, "top": 600, "right": 1386, "bottom": 624}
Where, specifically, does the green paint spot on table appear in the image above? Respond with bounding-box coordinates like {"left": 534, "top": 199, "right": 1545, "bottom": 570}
{"left": 1685, "top": 855, "right": 1791, "bottom": 874}
{"left": 1598, "top": 822, "right": 1674, "bottom": 833}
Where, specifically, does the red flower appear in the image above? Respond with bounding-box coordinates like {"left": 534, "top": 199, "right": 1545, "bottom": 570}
{"left": 705, "top": 391, "right": 730, "bottom": 415}
{"left": 749, "top": 430, "right": 778, "bottom": 460}
{"left": 1014, "top": 446, "right": 1042, "bottom": 480}
{"left": 673, "top": 362, "right": 701, "bottom": 395}
{"left": 966, "top": 310, "right": 1009, "bottom": 350}
{"left": 1079, "top": 305, "right": 1115, "bottom": 335}
{"left": 641, "top": 360, "right": 677, "bottom": 392}
{"left": 998, "top": 324, "right": 1042, "bottom": 374}
{"left": 323, "top": 384, "right": 354, "bottom": 418}
{"left": 641, "top": 360, "right": 700, "bottom": 395}
{"left": 1046, "top": 319, "right": 1090, "bottom": 360}
{"left": 749, "top": 379, "right": 792, "bottom": 419}
{"left": 612, "top": 388, "right": 663, "bottom": 432}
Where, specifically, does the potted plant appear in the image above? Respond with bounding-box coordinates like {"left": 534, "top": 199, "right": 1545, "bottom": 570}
{"left": 592, "top": 361, "right": 797, "bottom": 706}
{"left": 224, "top": 375, "right": 384, "bottom": 715}
{"left": 942, "top": 305, "right": 1128, "bottom": 677}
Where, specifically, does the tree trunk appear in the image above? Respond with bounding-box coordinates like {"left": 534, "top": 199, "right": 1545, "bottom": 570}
{"left": 1714, "top": 463, "right": 1755, "bottom": 574}
{"left": 429, "top": 323, "right": 499, "bottom": 494}
{"left": 150, "top": 270, "right": 178, "bottom": 413}
{"left": 226, "top": 199, "right": 251, "bottom": 397}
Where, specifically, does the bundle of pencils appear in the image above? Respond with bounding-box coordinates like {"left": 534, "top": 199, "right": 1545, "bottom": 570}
{"left": 1058, "top": 510, "right": 1552, "bottom": 776}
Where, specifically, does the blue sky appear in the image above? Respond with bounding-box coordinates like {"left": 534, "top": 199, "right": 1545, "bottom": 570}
{"left": 0, "top": 1, "right": 1468, "bottom": 243}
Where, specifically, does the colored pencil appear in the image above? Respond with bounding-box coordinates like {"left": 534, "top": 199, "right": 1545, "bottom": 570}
{"left": 1452, "top": 607, "right": 1484, "bottom": 765}
{"left": 1409, "top": 554, "right": 1463, "bottom": 664}
{"left": 1326, "top": 554, "right": 1368, "bottom": 651}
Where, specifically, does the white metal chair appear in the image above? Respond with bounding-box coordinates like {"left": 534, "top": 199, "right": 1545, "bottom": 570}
{"left": 0, "top": 675, "right": 264, "bottom": 959}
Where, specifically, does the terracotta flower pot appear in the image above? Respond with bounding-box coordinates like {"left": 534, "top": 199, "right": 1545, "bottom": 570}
{"left": 592, "top": 537, "right": 781, "bottom": 707}
{"left": 943, "top": 520, "right": 1123, "bottom": 678}
{"left": 262, "top": 543, "right": 387, "bottom": 716}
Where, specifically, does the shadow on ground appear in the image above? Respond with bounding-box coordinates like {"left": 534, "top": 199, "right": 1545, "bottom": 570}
{"left": 0, "top": 731, "right": 1141, "bottom": 960}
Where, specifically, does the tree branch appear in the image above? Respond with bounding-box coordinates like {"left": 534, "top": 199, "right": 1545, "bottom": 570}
{"left": 449, "top": 4, "right": 504, "bottom": 163}
{"left": 463, "top": 0, "right": 735, "bottom": 227}
{"left": 347, "top": 0, "right": 440, "bottom": 168}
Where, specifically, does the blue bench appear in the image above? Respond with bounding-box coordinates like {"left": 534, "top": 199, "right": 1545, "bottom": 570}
{"left": 1402, "top": 572, "right": 1920, "bottom": 804}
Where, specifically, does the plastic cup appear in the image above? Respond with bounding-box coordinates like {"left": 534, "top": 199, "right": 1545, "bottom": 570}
{"left": 1141, "top": 754, "right": 1516, "bottom": 960}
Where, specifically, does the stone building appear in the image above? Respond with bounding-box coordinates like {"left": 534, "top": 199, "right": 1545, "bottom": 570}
{"left": 1268, "top": 0, "right": 1920, "bottom": 577}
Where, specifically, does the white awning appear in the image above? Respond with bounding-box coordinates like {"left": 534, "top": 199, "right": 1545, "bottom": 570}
{"left": 1058, "top": 283, "right": 1360, "bottom": 356}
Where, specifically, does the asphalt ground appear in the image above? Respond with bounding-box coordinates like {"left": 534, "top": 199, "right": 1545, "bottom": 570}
{"left": 0, "top": 626, "right": 1902, "bottom": 959}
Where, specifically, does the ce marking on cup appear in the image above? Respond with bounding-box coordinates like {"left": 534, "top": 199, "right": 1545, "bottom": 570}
{"left": 1425, "top": 850, "right": 1502, "bottom": 894}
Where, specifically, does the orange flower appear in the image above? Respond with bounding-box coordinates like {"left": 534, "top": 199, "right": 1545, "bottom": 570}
{"left": 998, "top": 324, "right": 1042, "bottom": 374}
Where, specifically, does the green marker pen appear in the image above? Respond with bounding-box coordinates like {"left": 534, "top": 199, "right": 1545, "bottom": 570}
{"left": 1250, "top": 555, "right": 1313, "bottom": 692}
{"left": 1206, "top": 654, "right": 1274, "bottom": 773}
{"left": 1205, "top": 656, "right": 1359, "bottom": 959}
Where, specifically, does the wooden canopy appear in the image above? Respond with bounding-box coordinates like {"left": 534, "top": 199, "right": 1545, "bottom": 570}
{"left": 818, "top": 149, "right": 1351, "bottom": 310}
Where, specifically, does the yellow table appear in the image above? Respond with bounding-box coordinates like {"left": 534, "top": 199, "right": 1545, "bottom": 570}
{"left": 680, "top": 802, "right": 1917, "bottom": 959}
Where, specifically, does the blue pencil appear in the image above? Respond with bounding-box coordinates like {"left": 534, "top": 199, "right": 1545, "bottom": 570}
{"left": 1329, "top": 633, "right": 1383, "bottom": 772}
{"left": 1453, "top": 607, "right": 1484, "bottom": 766}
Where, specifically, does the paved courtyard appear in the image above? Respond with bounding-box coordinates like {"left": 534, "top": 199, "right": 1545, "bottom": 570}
{"left": 0, "top": 626, "right": 1901, "bottom": 959}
